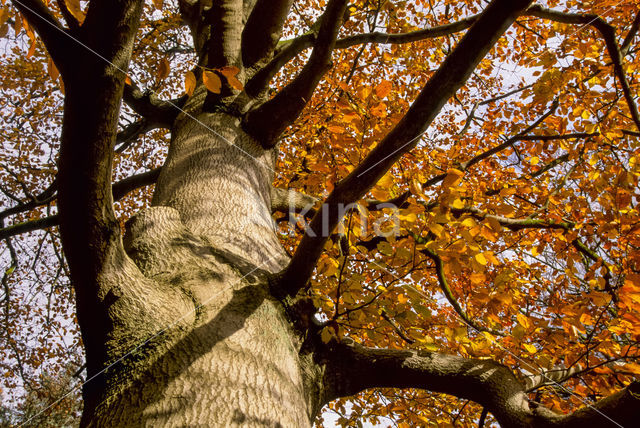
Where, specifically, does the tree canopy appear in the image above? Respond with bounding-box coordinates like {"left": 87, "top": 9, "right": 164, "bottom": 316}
{"left": 1, "top": 0, "right": 640, "bottom": 426}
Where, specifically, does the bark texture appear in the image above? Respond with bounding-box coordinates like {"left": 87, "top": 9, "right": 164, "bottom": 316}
{"left": 87, "top": 99, "right": 313, "bottom": 426}
{"left": 11, "top": 0, "right": 640, "bottom": 426}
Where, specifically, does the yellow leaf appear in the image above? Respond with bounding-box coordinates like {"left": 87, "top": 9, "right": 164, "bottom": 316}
{"left": 398, "top": 212, "right": 417, "bottom": 222}
{"left": 474, "top": 253, "right": 487, "bottom": 265}
{"left": 530, "top": 156, "right": 540, "bottom": 165}
{"left": 516, "top": 313, "right": 531, "bottom": 329}
{"left": 523, "top": 343, "right": 537, "bottom": 354}
{"left": 470, "top": 272, "right": 486, "bottom": 284}
{"left": 461, "top": 217, "right": 476, "bottom": 229}
{"left": 482, "top": 331, "right": 496, "bottom": 343}
{"left": 428, "top": 223, "right": 444, "bottom": 237}
{"left": 377, "top": 173, "right": 393, "bottom": 188}
{"left": 185, "top": 71, "right": 197, "bottom": 96}
{"left": 484, "top": 251, "right": 500, "bottom": 265}
{"left": 203, "top": 70, "right": 222, "bottom": 93}
{"left": 451, "top": 199, "right": 465, "bottom": 209}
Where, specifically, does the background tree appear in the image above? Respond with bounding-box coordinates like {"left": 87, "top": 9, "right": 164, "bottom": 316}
{"left": 1, "top": 0, "right": 640, "bottom": 426}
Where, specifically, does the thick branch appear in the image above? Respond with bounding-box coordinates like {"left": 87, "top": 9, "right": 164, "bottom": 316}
{"left": 242, "top": 0, "right": 348, "bottom": 147}
{"left": 323, "top": 339, "right": 640, "bottom": 427}
{"left": 10, "top": 0, "right": 75, "bottom": 73}
{"left": 241, "top": 0, "right": 294, "bottom": 68}
{"left": 205, "top": 0, "right": 243, "bottom": 69}
{"left": 122, "top": 83, "right": 186, "bottom": 127}
{"left": 276, "top": 0, "right": 535, "bottom": 298}
{"left": 270, "top": 187, "right": 318, "bottom": 213}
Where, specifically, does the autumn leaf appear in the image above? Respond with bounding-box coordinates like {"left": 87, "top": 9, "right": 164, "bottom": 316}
{"left": 64, "top": 0, "right": 86, "bottom": 24}
{"left": 219, "top": 66, "right": 243, "bottom": 91}
{"left": 47, "top": 57, "right": 59, "bottom": 81}
{"left": 442, "top": 168, "right": 464, "bottom": 189}
{"left": 374, "top": 80, "right": 392, "bottom": 98}
{"left": 184, "top": 70, "right": 196, "bottom": 96}
{"left": 156, "top": 57, "right": 170, "bottom": 82}
{"left": 203, "top": 70, "right": 222, "bottom": 93}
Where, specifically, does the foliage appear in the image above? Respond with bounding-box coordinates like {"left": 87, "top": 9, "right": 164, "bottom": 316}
{"left": 1, "top": 0, "right": 640, "bottom": 426}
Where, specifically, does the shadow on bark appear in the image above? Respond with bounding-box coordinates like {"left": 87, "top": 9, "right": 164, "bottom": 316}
{"left": 85, "top": 249, "right": 282, "bottom": 425}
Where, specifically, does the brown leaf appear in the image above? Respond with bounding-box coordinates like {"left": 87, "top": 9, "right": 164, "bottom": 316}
{"left": 157, "top": 57, "right": 170, "bottom": 81}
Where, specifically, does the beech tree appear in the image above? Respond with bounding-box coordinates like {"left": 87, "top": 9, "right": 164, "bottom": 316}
{"left": 2, "top": 0, "right": 640, "bottom": 426}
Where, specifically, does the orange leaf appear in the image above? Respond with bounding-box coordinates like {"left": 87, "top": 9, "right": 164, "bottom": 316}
{"left": 219, "top": 66, "right": 243, "bottom": 90}
{"left": 374, "top": 80, "right": 392, "bottom": 98}
{"left": 442, "top": 168, "right": 464, "bottom": 188}
{"left": 64, "top": 0, "right": 85, "bottom": 24}
{"left": 203, "top": 70, "right": 222, "bottom": 93}
{"left": 184, "top": 71, "right": 196, "bottom": 96}
{"left": 47, "top": 58, "right": 59, "bottom": 81}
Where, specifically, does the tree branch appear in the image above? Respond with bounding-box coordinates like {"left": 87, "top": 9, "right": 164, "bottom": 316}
{"left": 122, "top": 83, "right": 186, "bottom": 128}
{"left": 115, "top": 119, "right": 156, "bottom": 153}
{"left": 322, "top": 339, "right": 640, "bottom": 427}
{"left": 270, "top": 187, "right": 318, "bottom": 213}
{"left": 334, "top": 14, "right": 479, "bottom": 49}
{"left": 54, "top": 0, "right": 80, "bottom": 31}
{"left": 246, "top": 13, "right": 481, "bottom": 98}
{"left": 0, "top": 168, "right": 161, "bottom": 240}
{"left": 527, "top": 5, "right": 640, "bottom": 130}
{"left": 0, "top": 215, "right": 58, "bottom": 240}
{"left": 242, "top": 0, "right": 349, "bottom": 147}
{"left": 205, "top": 0, "right": 243, "bottom": 69}
{"left": 275, "top": 0, "right": 535, "bottom": 299}
{"left": 10, "top": 0, "right": 75, "bottom": 73}
{"left": 421, "top": 246, "right": 503, "bottom": 335}
{"left": 620, "top": 11, "right": 640, "bottom": 56}
{"left": 241, "top": 0, "right": 294, "bottom": 68}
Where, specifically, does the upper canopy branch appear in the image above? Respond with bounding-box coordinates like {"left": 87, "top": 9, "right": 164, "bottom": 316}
{"left": 322, "top": 339, "right": 640, "bottom": 427}
{"left": 527, "top": 4, "right": 640, "bottom": 130}
{"left": 274, "top": 0, "right": 535, "bottom": 299}
{"left": 204, "top": 0, "right": 243, "bottom": 69}
{"left": 241, "top": 0, "right": 349, "bottom": 147}
{"left": 245, "top": 12, "right": 481, "bottom": 98}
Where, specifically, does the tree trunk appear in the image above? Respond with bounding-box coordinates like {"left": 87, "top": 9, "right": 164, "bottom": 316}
{"left": 82, "top": 94, "right": 317, "bottom": 426}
